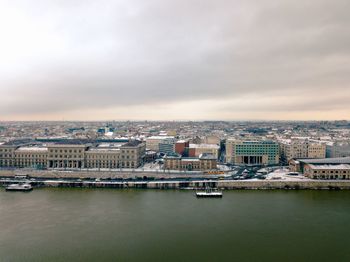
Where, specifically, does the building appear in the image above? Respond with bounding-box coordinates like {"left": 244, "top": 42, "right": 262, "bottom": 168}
{"left": 201, "top": 136, "right": 220, "bottom": 145}
{"left": 145, "top": 136, "right": 175, "bottom": 152}
{"left": 85, "top": 143, "right": 121, "bottom": 169}
{"left": 175, "top": 140, "right": 189, "bottom": 156}
{"left": 0, "top": 139, "right": 146, "bottom": 169}
{"left": 164, "top": 153, "right": 217, "bottom": 171}
{"left": 279, "top": 139, "right": 326, "bottom": 161}
{"left": 226, "top": 139, "right": 279, "bottom": 166}
{"left": 304, "top": 164, "right": 350, "bottom": 180}
{"left": 119, "top": 140, "right": 146, "bottom": 168}
{"left": 326, "top": 142, "right": 350, "bottom": 158}
{"left": 15, "top": 146, "right": 48, "bottom": 169}
{"left": 188, "top": 144, "right": 220, "bottom": 159}
{"left": 289, "top": 157, "right": 350, "bottom": 180}
{"left": 158, "top": 138, "right": 176, "bottom": 155}
{"left": 47, "top": 144, "right": 87, "bottom": 169}
{"left": 307, "top": 143, "right": 326, "bottom": 159}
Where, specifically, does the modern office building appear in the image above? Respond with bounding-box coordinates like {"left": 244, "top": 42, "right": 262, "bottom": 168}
{"left": 158, "top": 138, "right": 176, "bottom": 155}
{"left": 226, "top": 139, "right": 279, "bottom": 166}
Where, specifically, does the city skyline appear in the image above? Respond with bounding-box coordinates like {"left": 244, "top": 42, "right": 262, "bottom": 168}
{"left": 1, "top": 0, "right": 349, "bottom": 121}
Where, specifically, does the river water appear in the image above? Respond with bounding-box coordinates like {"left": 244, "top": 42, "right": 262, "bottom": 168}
{"left": 1, "top": 188, "right": 350, "bottom": 262}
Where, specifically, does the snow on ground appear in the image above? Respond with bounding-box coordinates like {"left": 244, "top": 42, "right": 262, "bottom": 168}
{"left": 264, "top": 168, "right": 311, "bottom": 181}
{"left": 217, "top": 165, "right": 232, "bottom": 171}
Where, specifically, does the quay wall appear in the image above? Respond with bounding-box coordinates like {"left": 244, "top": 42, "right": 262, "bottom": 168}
{"left": 0, "top": 169, "right": 205, "bottom": 179}
{"left": 2, "top": 179, "right": 350, "bottom": 190}
{"left": 1, "top": 169, "right": 350, "bottom": 190}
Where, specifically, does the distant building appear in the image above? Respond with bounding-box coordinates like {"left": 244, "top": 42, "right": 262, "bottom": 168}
{"left": 201, "top": 136, "right": 220, "bottom": 145}
{"left": 279, "top": 139, "right": 326, "bottom": 161}
{"left": 164, "top": 153, "right": 217, "bottom": 171}
{"left": 326, "top": 142, "right": 350, "bottom": 158}
{"left": 158, "top": 138, "right": 176, "bottom": 155}
{"left": 226, "top": 139, "right": 279, "bottom": 166}
{"left": 307, "top": 143, "right": 326, "bottom": 159}
{"left": 188, "top": 144, "right": 220, "bottom": 159}
{"left": 175, "top": 140, "right": 189, "bottom": 156}
{"left": 146, "top": 136, "right": 175, "bottom": 152}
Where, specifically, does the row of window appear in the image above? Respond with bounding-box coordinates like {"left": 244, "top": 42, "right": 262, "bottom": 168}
{"left": 50, "top": 149, "right": 83, "bottom": 153}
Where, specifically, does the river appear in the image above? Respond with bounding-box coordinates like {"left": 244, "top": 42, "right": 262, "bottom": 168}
{"left": 1, "top": 188, "right": 350, "bottom": 261}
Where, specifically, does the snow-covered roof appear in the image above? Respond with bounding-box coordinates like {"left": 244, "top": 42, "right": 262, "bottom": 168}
{"left": 189, "top": 144, "right": 219, "bottom": 149}
{"left": 308, "top": 164, "right": 350, "bottom": 170}
{"left": 16, "top": 147, "right": 48, "bottom": 152}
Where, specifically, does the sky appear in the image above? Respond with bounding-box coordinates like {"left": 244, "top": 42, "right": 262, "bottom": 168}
{"left": 0, "top": 0, "right": 349, "bottom": 121}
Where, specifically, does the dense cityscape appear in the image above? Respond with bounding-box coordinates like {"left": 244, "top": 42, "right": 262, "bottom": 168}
{"left": 2, "top": 0, "right": 350, "bottom": 260}
{"left": 1, "top": 120, "right": 350, "bottom": 182}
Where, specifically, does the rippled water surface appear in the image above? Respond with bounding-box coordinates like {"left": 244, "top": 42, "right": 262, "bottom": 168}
{"left": 1, "top": 188, "right": 350, "bottom": 262}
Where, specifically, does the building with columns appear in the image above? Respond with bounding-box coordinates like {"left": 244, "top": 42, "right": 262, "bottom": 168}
{"left": 47, "top": 144, "right": 87, "bottom": 169}
{"left": 226, "top": 139, "right": 279, "bottom": 166}
{"left": 0, "top": 139, "right": 146, "bottom": 170}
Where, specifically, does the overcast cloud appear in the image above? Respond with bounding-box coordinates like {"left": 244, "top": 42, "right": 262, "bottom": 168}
{"left": 0, "top": 0, "right": 349, "bottom": 120}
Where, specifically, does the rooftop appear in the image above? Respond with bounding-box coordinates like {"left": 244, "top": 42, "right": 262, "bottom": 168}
{"left": 121, "top": 140, "right": 143, "bottom": 147}
{"left": 297, "top": 157, "right": 350, "bottom": 165}
{"left": 16, "top": 147, "right": 48, "bottom": 152}
{"left": 146, "top": 136, "right": 175, "bottom": 140}
{"left": 308, "top": 164, "right": 350, "bottom": 170}
{"left": 189, "top": 143, "right": 219, "bottom": 149}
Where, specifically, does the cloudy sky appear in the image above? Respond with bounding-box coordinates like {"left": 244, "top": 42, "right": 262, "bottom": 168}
{"left": 1, "top": 0, "right": 349, "bottom": 121}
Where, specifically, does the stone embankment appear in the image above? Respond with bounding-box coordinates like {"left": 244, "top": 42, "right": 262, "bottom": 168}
{"left": 0, "top": 169, "right": 207, "bottom": 179}
{"left": 1, "top": 169, "right": 350, "bottom": 190}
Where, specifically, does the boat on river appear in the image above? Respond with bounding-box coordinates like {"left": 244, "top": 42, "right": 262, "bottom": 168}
{"left": 6, "top": 183, "right": 33, "bottom": 192}
{"left": 196, "top": 187, "right": 222, "bottom": 198}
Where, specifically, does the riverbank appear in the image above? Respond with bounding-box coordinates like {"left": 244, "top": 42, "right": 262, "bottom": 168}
{"left": 2, "top": 169, "right": 350, "bottom": 190}
{"left": 1, "top": 178, "right": 350, "bottom": 190}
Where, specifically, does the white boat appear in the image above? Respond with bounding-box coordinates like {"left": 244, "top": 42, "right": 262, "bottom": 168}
{"left": 196, "top": 188, "right": 222, "bottom": 198}
{"left": 5, "top": 183, "right": 33, "bottom": 192}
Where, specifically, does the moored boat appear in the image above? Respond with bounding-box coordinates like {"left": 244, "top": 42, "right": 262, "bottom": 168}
{"left": 5, "top": 183, "right": 33, "bottom": 192}
{"left": 196, "top": 187, "right": 222, "bottom": 198}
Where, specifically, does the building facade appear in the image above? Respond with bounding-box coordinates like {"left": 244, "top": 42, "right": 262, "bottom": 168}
{"left": 158, "top": 138, "right": 176, "bottom": 155}
{"left": 289, "top": 157, "right": 350, "bottom": 180}
{"left": 0, "top": 140, "right": 146, "bottom": 169}
{"left": 15, "top": 147, "right": 48, "bottom": 168}
{"left": 164, "top": 153, "right": 217, "bottom": 171}
{"left": 146, "top": 136, "right": 175, "bottom": 152}
{"left": 188, "top": 144, "right": 220, "bottom": 159}
{"left": 175, "top": 140, "right": 189, "bottom": 156}
{"left": 304, "top": 164, "right": 350, "bottom": 180}
{"left": 226, "top": 139, "right": 279, "bottom": 166}
{"left": 279, "top": 139, "right": 326, "bottom": 161}
{"left": 326, "top": 142, "right": 350, "bottom": 158}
